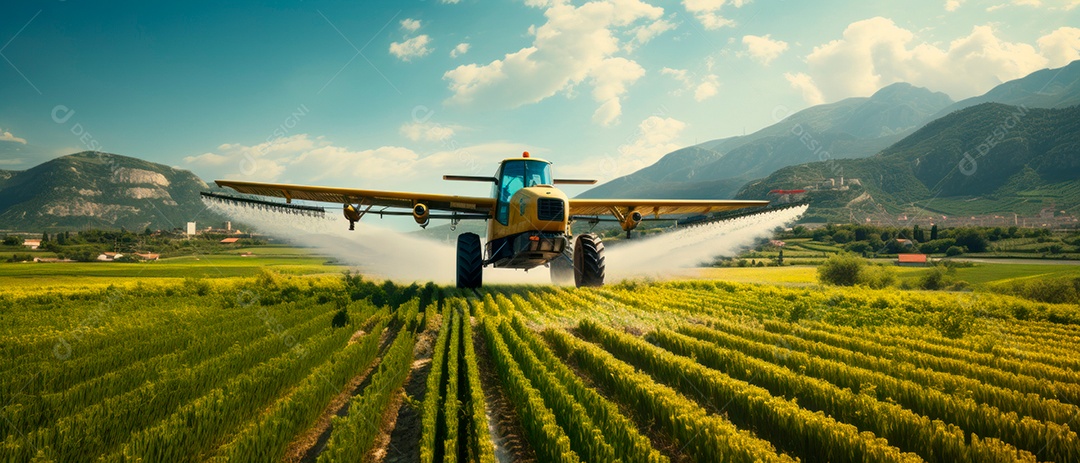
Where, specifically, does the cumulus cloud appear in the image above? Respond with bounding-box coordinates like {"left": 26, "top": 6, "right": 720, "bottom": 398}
{"left": 1038, "top": 27, "right": 1080, "bottom": 66}
{"left": 661, "top": 67, "right": 720, "bottom": 101}
{"left": 443, "top": 0, "right": 669, "bottom": 126}
{"left": 742, "top": 34, "right": 788, "bottom": 64}
{"left": 785, "top": 17, "right": 1080, "bottom": 103}
{"left": 450, "top": 42, "right": 470, "bottom": 58}
{"left": 683, "top": 0, "right": 748, "bottom": 30}
{"left": 390, "top": 35, "right": 432, "bottom": 61}
{"left": 559, "top": 116, "right": 687, "bottom": 180}
{"left": 784, "top": 72, "right": 825, "bottom": 105}
{"left": 183, "top": 133, "right": 527, "bottom": 189}
{"left": 945, "top": 0, "right": 965, "bottom": 11}
{"left": 400, "top": 18, "right": 421, "bottom": 32}
{"left": 399, "top": 122, "right": 457, "bottom": 142}
{"left": 0, "top": 129, "right": 27, "bottom": 144}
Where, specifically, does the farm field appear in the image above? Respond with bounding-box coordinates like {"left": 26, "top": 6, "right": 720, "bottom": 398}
{"left": 2, "top": 267, "right": 1079, "bottom": 462}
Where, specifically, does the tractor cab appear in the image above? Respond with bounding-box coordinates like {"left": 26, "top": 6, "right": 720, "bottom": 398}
{"left": 491, "top": 156, "right": 553, "bottom": 225}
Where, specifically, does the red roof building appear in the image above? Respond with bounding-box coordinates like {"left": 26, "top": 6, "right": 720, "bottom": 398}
{"left": 897, "top": 253, "right": 928, "bottom": 266}
{"left": 220, "top": 237, "right": 240, "bottom": 244}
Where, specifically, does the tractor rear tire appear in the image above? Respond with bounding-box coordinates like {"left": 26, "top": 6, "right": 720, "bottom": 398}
{"left": 456, "top": 232, "right": 483, "bottom": 289}
{"left": 573, "top": 233, "right": 605, "bottom": 287}
{"left": 550, "top": 250, "right": 574, "bottom": 285}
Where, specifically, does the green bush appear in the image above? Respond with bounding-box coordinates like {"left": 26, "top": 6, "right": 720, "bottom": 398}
{"left": 817, "top": 253, "right": 865, "bottom": 286}
{"left": 860, "top": 265, "right": 897, "bottom": 289}
{"left": 945, "top": 246, "right": 964, "bottom": 257}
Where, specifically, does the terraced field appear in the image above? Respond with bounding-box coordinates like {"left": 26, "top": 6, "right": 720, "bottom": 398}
{"left": 2, "top": 273, "right": 1079, "bottom": 462}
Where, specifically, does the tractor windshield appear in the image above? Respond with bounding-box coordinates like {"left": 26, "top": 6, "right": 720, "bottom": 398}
{"left": 492, "top": 160, "right": 552, "bottom": 225}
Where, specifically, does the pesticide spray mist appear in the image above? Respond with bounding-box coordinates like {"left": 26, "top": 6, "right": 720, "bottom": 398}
{"left": 206, "top": 199, "right": 806, "bottom": 285}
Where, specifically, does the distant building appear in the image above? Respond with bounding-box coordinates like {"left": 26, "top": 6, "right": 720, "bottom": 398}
{"left": 134, "top": 253, "right": 160, "bottom": 261}
{"left": 23, "top": 239, "right": 41, "bottom": 250}
{"left": 186, "top": 222, "right": 197, "bottom": 236}
{"left": 33, "top": 257, "right": 75, "bottom": 263}
{"left": 97, "top": 252, "right": 123, "bottom": 261}
{"left": 895, "top": 239, "right": 915, "bottom": 248}
{"left": 220, "top": 237, "right": 240, "bottom": 244}
{"left": 897, "top": 253, "right": 928, "bottom": 266}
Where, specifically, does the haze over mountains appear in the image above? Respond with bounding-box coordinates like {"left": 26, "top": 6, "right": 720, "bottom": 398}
{"left": 582, "top": 60, "right": 1080, "bottom": 210}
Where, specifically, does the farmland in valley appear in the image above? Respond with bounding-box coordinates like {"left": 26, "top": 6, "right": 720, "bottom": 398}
{"left": 2, "top": 267, "right": 1079, "bottom": 462}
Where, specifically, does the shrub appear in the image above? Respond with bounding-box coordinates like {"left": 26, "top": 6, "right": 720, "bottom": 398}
{"left": 945, "top": 246, "right": 964, "bottom": 257}
{"left": 331, "top": 307, "right": 350, "bottom": 328}
{"left": 860, "top": 265, "right": 897, "bottom": 289}
{"left": 817, "top": 253, "right": 865, "bottom": 286}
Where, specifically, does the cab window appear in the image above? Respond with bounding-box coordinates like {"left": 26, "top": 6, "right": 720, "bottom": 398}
{"left": 492, "top": 160, "right": 552, "bottom": 225}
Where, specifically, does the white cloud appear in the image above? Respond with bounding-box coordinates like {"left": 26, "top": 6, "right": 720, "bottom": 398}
{"left": 694, "top": 76, "right": 720, "bottom": 101}
{"left": 559, "top": 116, "right": 687, "bottom": 180}
{"left": 443, "top": 0, "right": 668, "bottom": 126}
{"left": 1038, "top": 27, "right": 1080, "bottom": 66}
{"left": 784, "top": 72, "right": 825, "bottom": 105}
{"left": 625, "top": 18, "right": 676, "bottom": 51}
{"left": 450, "top": 42, "right": 470, "bottom": 58}
{"left": 400, "top": 18, "right": 421, "bottom": 32}
{"left": 0, "top": 129, "right": 27, "bottom": 144}
{"left": 682, "top": 0, "right": 748, "bottom": 30}
{"left": 441, "top": 0, "right": 461, "bottom": 4}
{"left": 785, "top": 17, "right": 1077, "bottom": 103}
{"left": 662, "top": 67, "right": 720, "bottom": 101}
{"left": 945, "top": 0, "right": 965, "bottom": 11}
{"left": 390, "top": 35, "right": 432, "bottom": 61}
{"left": 399, "top": 122, "right": 457, "bottom": 142}
{"left": 742, "top": 34, "right": 788, "bottom": 64}
{"left": 184, "top": 133, "right": 530, "bottom": 189}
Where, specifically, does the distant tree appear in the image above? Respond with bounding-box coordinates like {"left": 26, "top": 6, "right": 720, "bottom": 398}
{"left": 41, "top": 232, "right": 49, "bottom": 243}
{"left": 930, "top": 224, "right": 939, "bottom": 241}
{"left": 57, "top": 233, "right": 67, "bottom": 245}
{"left": 818, "top": 253, "right": 865, "bottom": 286}
{"left": 854, "top": 226, "right": 869, "bottom": 242}
{"left": 945, "top": 246, "right": 964, "bottom": 257}
{"left": 913, "top": 225, "right": 924, "bottom": 242}
{"left": 954, "top": 229, "right": 989, "bottom": 253}
{"left": 833, "top": 230, "right": 855, "bottom": 244}
{"left": 2, "top": 236, "right": 20, "bottom": 246}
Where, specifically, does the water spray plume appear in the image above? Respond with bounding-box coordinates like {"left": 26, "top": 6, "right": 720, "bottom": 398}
{"left": 206, "top": 198, "right": 806, "bottom": 285}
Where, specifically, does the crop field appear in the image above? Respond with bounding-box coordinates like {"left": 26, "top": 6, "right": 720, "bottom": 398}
{"left": 2, "top": 270, "right": 1080, "bottom": 462}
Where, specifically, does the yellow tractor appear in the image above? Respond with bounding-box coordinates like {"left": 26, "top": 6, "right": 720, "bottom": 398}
{"left": 210, "top": 152, "right": 768, "bottom": 288}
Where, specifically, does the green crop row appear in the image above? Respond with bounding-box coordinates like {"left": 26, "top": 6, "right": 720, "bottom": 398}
{"left": 541, "top": 325, "right": 792, "bottom": 463}
{"left": 482, "top": 317, "right": 581, "bottom": 463}
{"left": 420, "top": 303, "right": 453, "bottom": 463}
{"left": 653, "top": 326, "right": 1035, "bottom": 463}
{"left": 210, "top": 316, "right": 388, "bottom": 463}
{"left": 318, "top": 327, "right": 417, "bottom": 463}
{"left": 577, "top": 319, "right": 919, "bottom": 463}
{"left": 462, "top": 301, "right": 497, "bottom": 463}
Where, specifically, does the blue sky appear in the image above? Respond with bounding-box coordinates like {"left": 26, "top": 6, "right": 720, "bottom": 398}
{"left": 1, "top": 0, "right": 1078, "bottom": 197}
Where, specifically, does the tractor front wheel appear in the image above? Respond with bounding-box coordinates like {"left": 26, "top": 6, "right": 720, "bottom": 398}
{"left": 456, "top": 232, "right": 483, "bottom": 289}
{"left": 573, "top": 233, "right": 605, "bottom": 287}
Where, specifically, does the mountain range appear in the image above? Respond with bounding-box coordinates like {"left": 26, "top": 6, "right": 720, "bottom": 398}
{"left": 0, "top": 152, "right": 225, "bottom": 232}
{"left": 582, "top": 60, "right": 1080, "bottom": 210}
{"left": 2, "top": 61, "right": 1078, "bottom": 232}
{"left": 737, "top": 102, "right": 1080, "bottom": 221}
